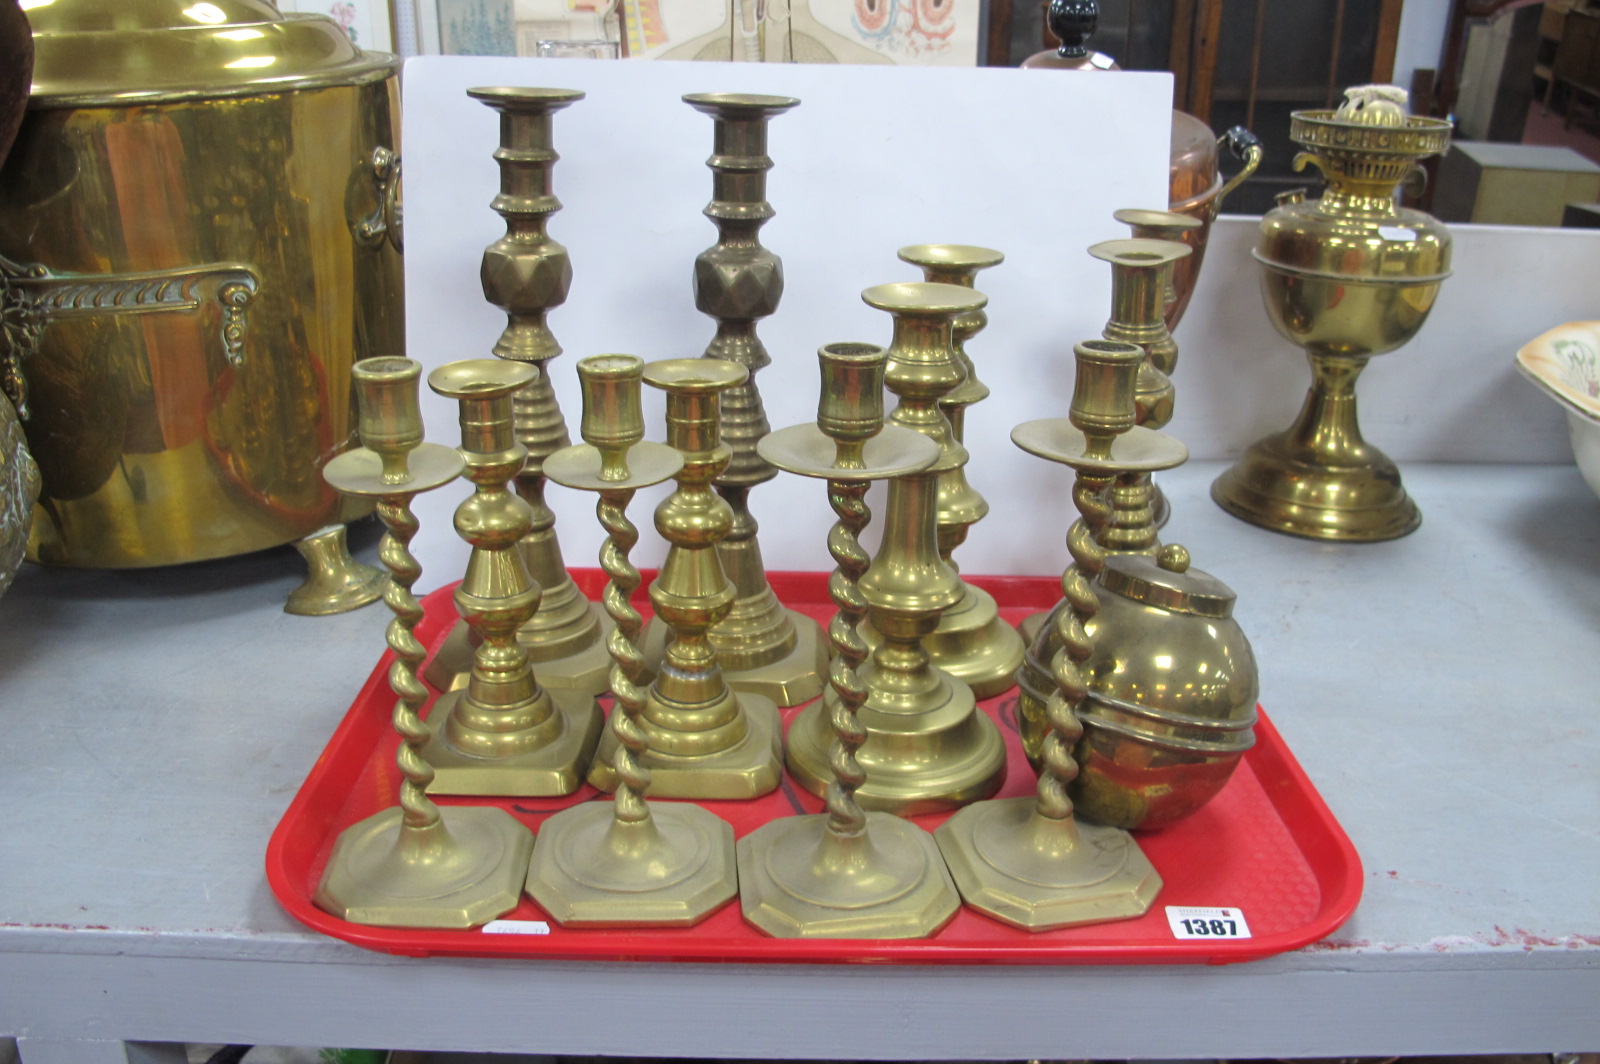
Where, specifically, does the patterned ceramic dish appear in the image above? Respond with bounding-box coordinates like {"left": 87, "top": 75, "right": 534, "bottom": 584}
{"left": 1517, "top": 321, "right": 1600, "bottom": 499}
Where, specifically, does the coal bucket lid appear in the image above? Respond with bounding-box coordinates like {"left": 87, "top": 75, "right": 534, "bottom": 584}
{"left": 23, "top": 0, "right": 396, "bottom": 107}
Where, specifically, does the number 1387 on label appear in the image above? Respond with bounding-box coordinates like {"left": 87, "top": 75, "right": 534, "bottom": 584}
{"left": 1165, "top": 906, "right": 1252, "bottom": 939}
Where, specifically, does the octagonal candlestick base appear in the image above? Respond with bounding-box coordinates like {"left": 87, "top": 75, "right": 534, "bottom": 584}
{"left": 739, "top": 341, "right": 955, "bottom": 938}
{"left": 527, "top": 354, "right": 737, "bottom": 927}
{"left": 314, "top": 356, "right": 532, "bottom": 928}
{"left": 935, "top": 798, "right": 1159, "bottom": 931}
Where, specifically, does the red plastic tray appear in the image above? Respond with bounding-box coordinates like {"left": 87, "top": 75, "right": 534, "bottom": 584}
{"left": 267, "top": 570, "right": 1361, "bottom": 964}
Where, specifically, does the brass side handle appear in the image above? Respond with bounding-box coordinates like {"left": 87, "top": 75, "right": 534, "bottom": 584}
{"left": 1216, "top": 126, "right": 1264, "bottom": 206}
{"left": 354, "top": 145, "right": 403, "bottom": 253}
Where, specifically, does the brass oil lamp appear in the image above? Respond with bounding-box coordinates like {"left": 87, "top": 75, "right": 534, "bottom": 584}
{"left": 1211, "top": 86, "right": 1452, "bottom": 541}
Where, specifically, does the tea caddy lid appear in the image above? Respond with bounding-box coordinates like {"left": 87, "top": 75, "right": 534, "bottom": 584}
{"left": 25, "top": 0, "right": 396, "bottom": 107}
{"left": 1099, "top": 545, "right": 1234, "bottom": 620}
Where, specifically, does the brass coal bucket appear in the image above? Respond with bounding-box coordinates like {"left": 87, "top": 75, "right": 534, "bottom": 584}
{"left": 0, "top": 0, "right": 403, "bottom": 570}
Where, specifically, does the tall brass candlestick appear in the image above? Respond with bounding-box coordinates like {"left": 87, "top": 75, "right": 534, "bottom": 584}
{"left": 528, "top": 355, "right": 737, "bottom": 926}
{"left": 422, "top": 359, "right": 603, "bottom": 796}
{"left": 741, "top": 343, "right": 955, "bottom": 938}
{"left": 877, "top": 243, "right": 1023, "bottom": 700}
{"left": 426, "top": 86, "right": 610, "bottom": 698}
{"left": 588, "top": 358, "right": 784, "bottom": 799}
{"left": 786, "top": 283, "right": 1006, "bottom": 815}
{"left": 669, "top": 92, "right": 826, "bottom": 708}
{"left": 315, "top": 357, "right": 531, "bottom": 928}
{"left": 937, "top": 340, "right": 1172, "bottom": 930}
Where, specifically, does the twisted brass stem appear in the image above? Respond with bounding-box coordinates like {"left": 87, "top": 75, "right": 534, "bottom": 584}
{"left": 375, "top": 496, "right": 442, "bottom": 832}
{"left": 823, "top": 481, "right": 872, "bottom": 838}
{"left": 598, "top": 488, "right": 651, "bottom": 826}
{"left": 1037, "top": 473, "right": 1113, "bottom": 822}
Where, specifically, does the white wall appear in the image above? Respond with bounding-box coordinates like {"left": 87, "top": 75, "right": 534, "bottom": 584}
{"left": 1393, "top": 1, "right": 1453, "bottom": 94}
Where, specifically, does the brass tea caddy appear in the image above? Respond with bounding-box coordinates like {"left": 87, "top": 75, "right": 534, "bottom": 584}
{"left": 1211, "top": 86, "right": 1452, "bottom": 541}
{"left": 1035, "top": 546, "right": 1259, "bottom": 831}
{"left": 0, "top": 0, "right": 403, "bottom": 589}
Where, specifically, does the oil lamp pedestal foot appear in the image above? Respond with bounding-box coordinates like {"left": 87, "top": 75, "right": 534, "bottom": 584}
{"left": 312, "top": 807, "right": 533, "bottom": 929}
{"left": 1210, "top": 430, "right": 1421, "bottom": 542}
{"left": 423, "top": 610, "right": 615, "bottom": 697}
{"left": 525, "top": 803, "right": 737, "bottom": 927}
{"left": 587, "top": 691, "right": 784, "bottom": 800}
{"left": 284, "top": 524, "right": 387, "bottom": 616}
{"left": 638, "top": 611, "right": 829, "bottom": 707}
{"left": 868, "top": 584, "right": 1023, "bottom": 700}
{"left": 422, "top": 689, "right": 603, "bottom": 796}
{"left": 737, "top": 813, "right": 959, "bottom": 938}
{"left": 935, "top": 797, "right": 1161, "bottom": 931}
{"left": 785, "top": 686, "right": 1006, "bottom": 816}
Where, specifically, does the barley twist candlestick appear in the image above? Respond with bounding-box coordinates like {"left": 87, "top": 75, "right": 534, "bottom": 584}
{"left": 528, "top": 355, "right": 737, "bottom": 925}
{"left": 588, "top": 357, "right": 783, "bottom": 799}
{"left": 426, "top": 86, "right": 610, "bottom": 699}
{"left": 739, "top": 342, "right": 957, "bottom": 937}
{"left": 884, "top": 243, "right": 1023, "bottom": 699}
{"left": 422, "top": 359, "right": 602, "bottom": 796}
{"left": 937, "top": 340, "right": 1172, "bottom": 930}
{"left": 1015, "top": 239, "right": 1193, "bottom": 756}
{"left": 787, "top": 283, "right": 1006, "bottom": 815}
{"left": 667, "top": 92, "right": 826, "bottom": 708}
{"left": 314, "top": 357, "right": 531, "bottom": 928}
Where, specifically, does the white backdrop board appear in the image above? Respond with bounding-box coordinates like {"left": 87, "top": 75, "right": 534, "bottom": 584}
{"left": 401, "top": 56, "right": 1173, "bottom": 590}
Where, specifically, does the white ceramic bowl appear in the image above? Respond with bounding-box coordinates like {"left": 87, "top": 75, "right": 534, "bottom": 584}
{"left": 1516, "top": 321, "right": 1600, "bottom": 499}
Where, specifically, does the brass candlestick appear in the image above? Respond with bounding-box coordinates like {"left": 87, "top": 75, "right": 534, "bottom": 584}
{"left": 284, "top": 524, "right": 387, "bottom": 617}
{"left": 1112, "top": 209, "right": 1203, "bottom": 337}
{"left": 1212, "top": 86, "right": 1452, "bottom": 541}
{"left": 528, "top": 355, "right": 737, "bottom": 926}
{"left": 426, "top": 86, "right": 609, "bottom": 698}
{"left": 872, "top": 243, "right": 1023, "bottom": 701}
{"left": 314, "top": 357, "right": 531, "bottom": 928}
{"left": 652, "top": 92, "right": 826, "bottom": 709}
{"left": 422, "top": 359, "right": 603, "bottom": 796}
{"left": 786, "top": 283, "right": 1006, "bottom": 815}
{"left": 937, "top": 340, "right": 1169, "bottom": 931}
{"left": 1014, "top": 237, "right": 1193, "bottom": 738}
{"left": 588, "top": 358, "right": 784, "bottom": 799}
{"left": 740, "top": 343, "right": 957, "bottom": 938}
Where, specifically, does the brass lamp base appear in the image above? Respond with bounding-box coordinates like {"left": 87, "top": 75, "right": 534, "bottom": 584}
{"left": 785, "top": 682, "right": 1006, "bottom": 816}
{"left": 866, "top": 584, "right": 1023, "bottom": 700}
{"left": 526, "top": 803, "right": 737, "bottom": 927}
{"left": 935, "top": 796, "right": 1161, "bottom": 931}
{"left": 424, "top": 609, "right": 614, "bottom": 697}
{"left": 423, "top": 689, "right": 603, "bottom": 796}
{"left": 285, "top": 524, "right": 387, "bottom": 616}
{"left": 639, "top": 611, "right": 830, "bottom": 707}
{"left": 587, "top": 690, "right": 784, "bottom": 799}
{"left": 1210, "top": 429, "right": 1420, "bottom": 541}
{"left": 313, "top": 807, "right": 533, "bottom": 929}
{"left": 738, "top": 813, "right": 959, "bottom": 938}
